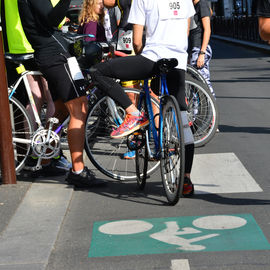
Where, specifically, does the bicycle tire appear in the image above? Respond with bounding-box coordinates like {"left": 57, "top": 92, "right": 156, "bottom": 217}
{"left": 186, "top": 64, "right": 210, "bottom": 88}
{"left": 160, "top": 95, "right": 185, "bottom": 206}
{"left": 135, "top": 130, "right": 148, "bottom": 190}
{"left": 2, "top": 97, "right": 34, "bottom": 174}
{"left": 135, "top": 96, "right": 149, "bottom": 190}
{"left": 84, "top": 88, "right": 159, "bottom": 181}
{"left": 185, "top": 74, "right": 219, "bottom": 147}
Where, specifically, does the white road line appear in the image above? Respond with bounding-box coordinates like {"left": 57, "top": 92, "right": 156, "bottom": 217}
{"left": 191, "top": 152, "right": 262, "bottom": 194}
{"left": 171, "top": 259, "right": 190, "bottom": 270}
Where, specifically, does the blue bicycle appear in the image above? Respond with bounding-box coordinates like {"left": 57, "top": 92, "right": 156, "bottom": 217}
{"left": 127, "top": 58, "right": 185, "bottom": 205}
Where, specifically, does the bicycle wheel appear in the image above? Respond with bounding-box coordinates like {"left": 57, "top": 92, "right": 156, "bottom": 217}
{"left": 1, "top": 97, "right": 34, "bottom": 174}
{"left": 134, "top": 130, "right": 148, "bottom": 189}
{"left": 186, "top": 64, "right": 209, "bottom": 87}
{"left": 185, "top": 74, "right": 219, "bottom": 147}
{"left": 84, "top": 88, "right": 159, "bottom": 181}
{"left": 134, "top": 96, "right": 149, "bottom": 190}
{"left": 160, "top": 95, "right": 185, "bottom": 205}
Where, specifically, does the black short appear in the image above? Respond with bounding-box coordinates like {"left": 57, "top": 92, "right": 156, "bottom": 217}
{"left": 38, "top": 53, "right": 86, "bottom": 102}
{"left": 257, "top": 0, "right": 270, "bottom": 17}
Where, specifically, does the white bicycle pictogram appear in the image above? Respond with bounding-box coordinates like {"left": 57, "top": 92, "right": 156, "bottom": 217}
{"left": 98, "top": 215, "right": 247, "bottom": 251}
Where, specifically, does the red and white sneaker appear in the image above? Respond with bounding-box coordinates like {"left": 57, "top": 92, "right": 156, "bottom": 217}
{"left": 182, "top": 176, "right": 194, "bottom": 197}
{"left": 110, "top": 113, "right": 149, "bottom": 139}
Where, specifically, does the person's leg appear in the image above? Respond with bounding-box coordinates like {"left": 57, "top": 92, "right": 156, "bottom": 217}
{"left": 189, "top": 46, "right": 215, "bottom": 98}
{"left": 200, "top": 45, "right": 215, "bottom": 98}
{"left": 167, "top": 69, "right": 195, "bottom": 195}
{"left": 90, "top": 55, "right": 156, "bottom": 138}
{"left": 39, "top": 56, "right": 106, "bottom": 187}
{"left": 64, "top": 96, "right": 87, "bottom": 172}
{"left": 39, "top": 76, "right": 55, "bottom": 121}
{"left": 25, "top": 74, "right": 44, "bottom": 129}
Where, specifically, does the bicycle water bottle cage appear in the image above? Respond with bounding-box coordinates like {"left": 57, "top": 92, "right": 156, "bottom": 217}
{"left": 156, "top": 58, "right": 178, "bottom": 75}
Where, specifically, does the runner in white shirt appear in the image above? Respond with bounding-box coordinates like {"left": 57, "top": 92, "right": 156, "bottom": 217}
{"left": 90, "top": 0, "right": 196, "bottom": 196}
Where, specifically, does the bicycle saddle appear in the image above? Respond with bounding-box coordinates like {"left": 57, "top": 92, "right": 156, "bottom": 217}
{"left": 156, "top": 58, "right": 178, "bottom": 74}
{"left": 5, "top": 53, "right": 34, "bottom": 64}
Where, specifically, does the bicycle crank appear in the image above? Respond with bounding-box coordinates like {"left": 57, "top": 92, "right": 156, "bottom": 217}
{"left": 31, "top": 117, "right": 60, "bottom": 159}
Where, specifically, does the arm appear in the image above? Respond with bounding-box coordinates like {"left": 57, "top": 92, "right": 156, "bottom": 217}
{"left": 29, "top": 0, "right": 71, "bottom": 28}
{"left": 187, "top": 17, "right": 191, "bottom": 36}
{"left": 104, "top": 0, "right": 116, "bottom": 8}
{"left": 258, "top": 17, "right": 270, "bottom": 42}
{"left": 197, "top": 16, "right": 211, "bottom": 68}
{"left": 200, "top": 16, "right": 211, "bottom": 53}
{"left": 132, "top": 24, "right": 144, "bottom": 55}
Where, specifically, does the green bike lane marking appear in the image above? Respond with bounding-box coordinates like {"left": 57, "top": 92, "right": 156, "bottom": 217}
{"left": 88, "top": 214, "right": 270, "bottom": 257}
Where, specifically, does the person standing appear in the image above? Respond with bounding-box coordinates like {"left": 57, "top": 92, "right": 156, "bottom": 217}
{"left": 18, "top": 0, "right": 106, "bottom": 187}
{"left": 188, "top": 0, "right": 215, "bottom": 97}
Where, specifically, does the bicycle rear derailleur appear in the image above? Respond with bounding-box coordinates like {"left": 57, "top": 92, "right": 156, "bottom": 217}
{"left": 127, "top": 130, "right": 146, "bottom": 151}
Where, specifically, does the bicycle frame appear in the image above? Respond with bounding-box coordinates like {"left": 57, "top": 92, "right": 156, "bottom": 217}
{"left": 9, "top": 69, "right": 43, "bottom": 128}
{"left": 8, "top": 65, "right": 124, "bottom": 149}
{"left": 139, "top": 74, "right": 170, "bottom": 158}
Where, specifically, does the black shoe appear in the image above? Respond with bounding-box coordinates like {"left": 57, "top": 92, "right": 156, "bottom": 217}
{"left": 66, "top": 167, "right": 107, "bottom": 188}
{"left": 18, "top": 161, "right": 67, "bottom": 179}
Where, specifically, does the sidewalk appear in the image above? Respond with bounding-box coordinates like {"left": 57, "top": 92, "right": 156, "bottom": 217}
{"left": 0, "top": 177, "right": 73, "bottom": 270}
{"left": 212, "top": 35, "right": 270, "bottom": 54}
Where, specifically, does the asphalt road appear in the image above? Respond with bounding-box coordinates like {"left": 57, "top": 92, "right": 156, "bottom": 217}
{"left": 45, "top": 39, "right": 270, "bottom": 270}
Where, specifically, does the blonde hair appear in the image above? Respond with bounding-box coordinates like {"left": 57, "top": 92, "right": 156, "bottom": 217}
{"left": 78, "top": 0, "right": 104, "bottom": 25}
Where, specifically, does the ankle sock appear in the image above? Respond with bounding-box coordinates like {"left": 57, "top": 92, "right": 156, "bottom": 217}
{"left": 130, "top": 110, "right": 140, "bottom": 117}
{"left": 72, "top": 169, "right": 83, "bottom": 175}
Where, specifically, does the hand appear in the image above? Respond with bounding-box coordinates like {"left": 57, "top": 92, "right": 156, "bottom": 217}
{"left": 196, "top": 54, "right": 205, "bottom": 68}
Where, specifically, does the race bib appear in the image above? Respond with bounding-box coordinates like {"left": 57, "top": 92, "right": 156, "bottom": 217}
{"left": 67, "top": 57, "right": 84, "bottom": 81}
{"left": 117, "top": 29, "right": 133, "bottom": 51}
{"left": 158, "top": 0, "right": 186, "bottom": 20}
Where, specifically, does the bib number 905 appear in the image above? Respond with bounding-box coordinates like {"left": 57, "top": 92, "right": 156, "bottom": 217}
{"left": 169, "top": 1, "right": 180, "bottom": 10}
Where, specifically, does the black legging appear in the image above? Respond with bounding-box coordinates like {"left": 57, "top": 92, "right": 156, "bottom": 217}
{"left": 90, "top": 55, "right": 193, "bottom": 174}
{"left": 90, "top": 55, "right": 187, "bottom": 110}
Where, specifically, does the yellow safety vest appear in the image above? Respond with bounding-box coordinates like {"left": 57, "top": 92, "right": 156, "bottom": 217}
{"left": 4, "top": 0, "right": 33, "bottom": 53}
{"left": 4, "top": 0, "right": 66, "bottom": 54}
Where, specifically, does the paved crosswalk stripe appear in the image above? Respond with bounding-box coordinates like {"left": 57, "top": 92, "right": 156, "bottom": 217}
{"left": 191, "top": 152, "right": 262, "bottom": 194}
{"left": 171, "top": 259, "right": 190, "bottom": 270}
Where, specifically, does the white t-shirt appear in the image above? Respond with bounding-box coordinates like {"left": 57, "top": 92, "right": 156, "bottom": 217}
{"left": 128, "top": 0, "right": 195, "bottom": 70}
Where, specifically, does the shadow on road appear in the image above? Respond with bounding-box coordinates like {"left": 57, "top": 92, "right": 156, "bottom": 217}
{"left": 76, "top": 179, "right": 175, "bottom": 206}
{"left": 190, "top": 193, "right": 270, "bottom": 206}
{"left": 218, "top": 125, "right": 270, "bottom": 134}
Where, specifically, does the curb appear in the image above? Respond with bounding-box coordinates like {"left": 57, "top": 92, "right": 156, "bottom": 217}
{"left": 212, "top": 35, "right": 270, "bottom": 54}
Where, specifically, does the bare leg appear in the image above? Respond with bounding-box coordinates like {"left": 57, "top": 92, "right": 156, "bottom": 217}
{"left": 39, "top": 76, "right": 55, "bottom": 121}
{"left": 25, "top": 74, "right": 44, "bottom": 129}
{"left": 25, "top": 75, "right": 55, "bottom": 128}
{"left": 64, "top": 96, "right": 88, "bottom": 172}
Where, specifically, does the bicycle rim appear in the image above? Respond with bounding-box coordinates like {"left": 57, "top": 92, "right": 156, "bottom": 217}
{"left": 160, "top": 96, "right": 185, "bottom": 205}
{"left": 185, "top": 74, "right": 219, "bottom": 147}
{"left": 4, "top": 97, "right": 34, "bottom": 174}
{"left": 84, "top": 88, "right": 160, "bottom": 180}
